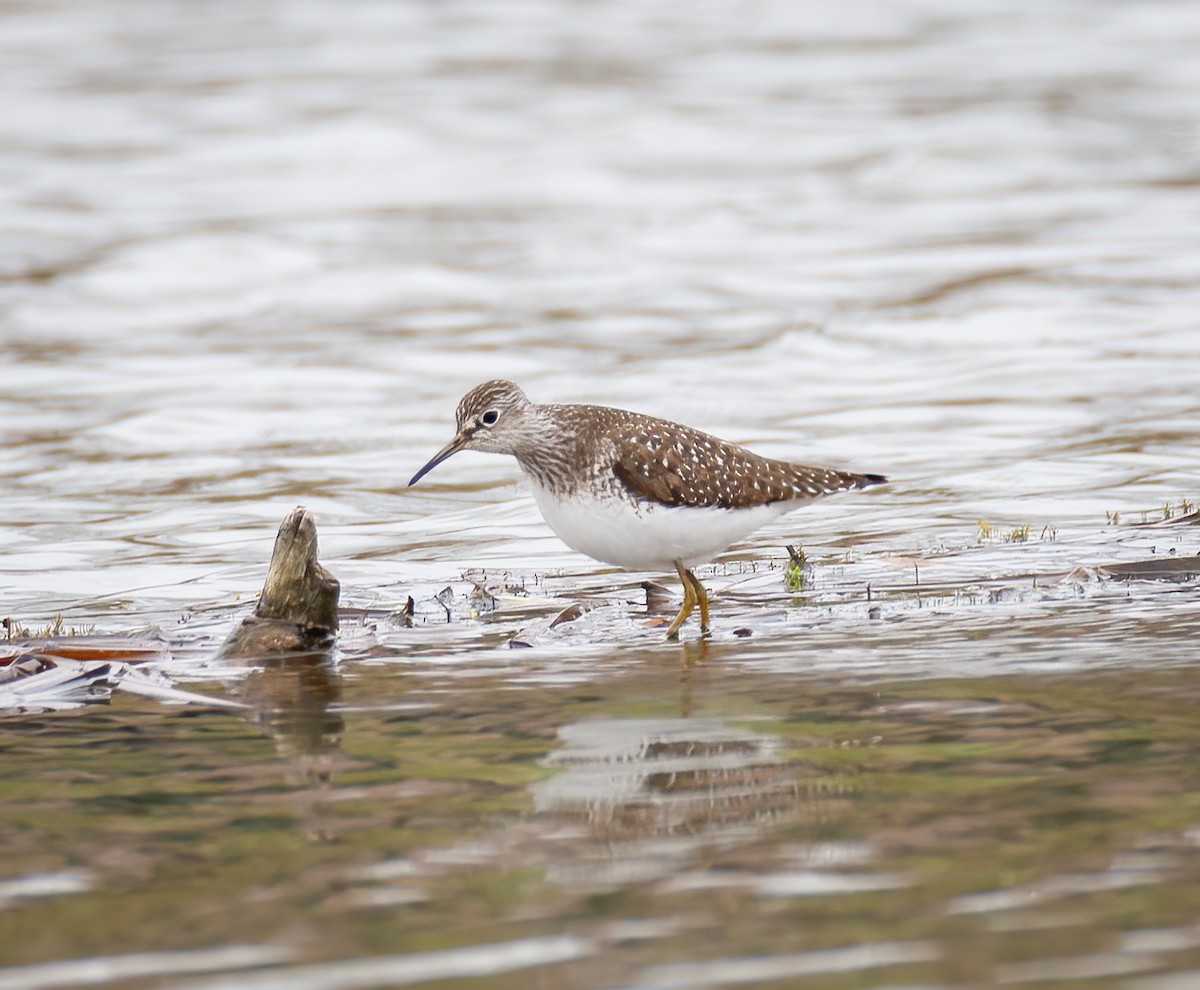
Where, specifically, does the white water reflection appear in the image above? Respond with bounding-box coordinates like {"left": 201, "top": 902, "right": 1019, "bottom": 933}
{"left": 947, "top": 852, "right": 1171, "bottom": 915}
{"left": 0, "top": 946, "right": 295, "bottom": 990}
{"left": 167, "top": 937, "right": 593, "bottom": 990}
{"left": 0, "top": 870, "right": 94, "bottom": 907}
{"left": 621, "top": 939, "right": 940, "bottom": 988}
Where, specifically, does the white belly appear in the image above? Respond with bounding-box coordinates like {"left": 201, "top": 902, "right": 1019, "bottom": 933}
{"left": 527, "top": 480, "right": 790, "bottom": 572}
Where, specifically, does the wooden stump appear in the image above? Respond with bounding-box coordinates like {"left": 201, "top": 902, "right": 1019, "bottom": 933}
{"left": 221, "top": 507, "right": 340, "bottom": 659}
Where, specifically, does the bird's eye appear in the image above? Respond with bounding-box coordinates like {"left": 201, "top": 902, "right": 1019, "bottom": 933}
{"left": 480, "top": 409, "right": 499, "bottom": 426}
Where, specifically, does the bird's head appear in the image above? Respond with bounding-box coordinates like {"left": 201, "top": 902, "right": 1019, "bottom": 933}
{"left": 408, "top": 380, "right": 533, "bottom": 485}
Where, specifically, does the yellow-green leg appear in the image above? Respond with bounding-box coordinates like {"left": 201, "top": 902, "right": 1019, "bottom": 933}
{"left": 689, "top": 569, "right": 710, "bottom": 635}
{"left": 666, "top": 561, "right": 697, "bottom": 640}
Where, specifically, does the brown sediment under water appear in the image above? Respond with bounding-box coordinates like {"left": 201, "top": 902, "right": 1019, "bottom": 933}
{"left": 2, "top": 0, "right": 1200, "bottom": 986}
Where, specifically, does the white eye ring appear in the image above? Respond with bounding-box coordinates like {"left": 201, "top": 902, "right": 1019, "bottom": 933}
{"left": 480, "top": 409, "right": 499, "bottom": 426}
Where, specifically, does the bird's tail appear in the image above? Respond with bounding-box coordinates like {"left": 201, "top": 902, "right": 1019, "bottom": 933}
{"left": 787, "top": 466, "right": 888, "bottom": 498}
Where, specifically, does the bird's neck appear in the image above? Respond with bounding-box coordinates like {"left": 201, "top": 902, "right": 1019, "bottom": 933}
{"left": 512, "top": 404, "right": 588, "bottom": 495}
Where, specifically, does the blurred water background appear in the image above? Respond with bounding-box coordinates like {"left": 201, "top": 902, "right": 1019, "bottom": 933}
{"left": 2, "top": 0, "right": 1199, "bottom": 987}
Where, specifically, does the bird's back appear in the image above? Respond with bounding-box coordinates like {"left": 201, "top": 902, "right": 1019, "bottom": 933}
{"left": 539, "top": 403, "right": 886, "bottom": 510}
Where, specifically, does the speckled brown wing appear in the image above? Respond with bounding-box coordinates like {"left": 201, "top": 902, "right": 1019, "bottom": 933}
{"left": 612, "top": 442, "right": 694, "bottom": 506}
{"left": 608, "top": 414, "right": 886, "bottom": 510}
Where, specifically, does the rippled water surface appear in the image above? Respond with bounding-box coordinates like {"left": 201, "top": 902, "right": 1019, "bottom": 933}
{"left": 2, "top": 0, "right": 1199, "bottom": 986}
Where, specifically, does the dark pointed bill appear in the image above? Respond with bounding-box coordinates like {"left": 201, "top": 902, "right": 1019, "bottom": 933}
{"left": 409, "top": 435, "right": 467, "bottom": 486}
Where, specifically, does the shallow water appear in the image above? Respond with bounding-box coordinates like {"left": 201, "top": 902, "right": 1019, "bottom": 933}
{"left": 2, "top": 0, "right": 1200, "bottom": 986}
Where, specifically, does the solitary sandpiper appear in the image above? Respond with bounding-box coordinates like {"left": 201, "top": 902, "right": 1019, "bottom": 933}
{"left": 410, "top": 380, "right": 886, "bottom": 639}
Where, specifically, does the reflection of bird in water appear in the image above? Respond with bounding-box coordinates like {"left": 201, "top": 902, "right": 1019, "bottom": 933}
{"left": 410, "top": 381, "right": 885, "bottom": 639}
{"left": 532, "top": 718, "right": 842, "bottom": 889}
